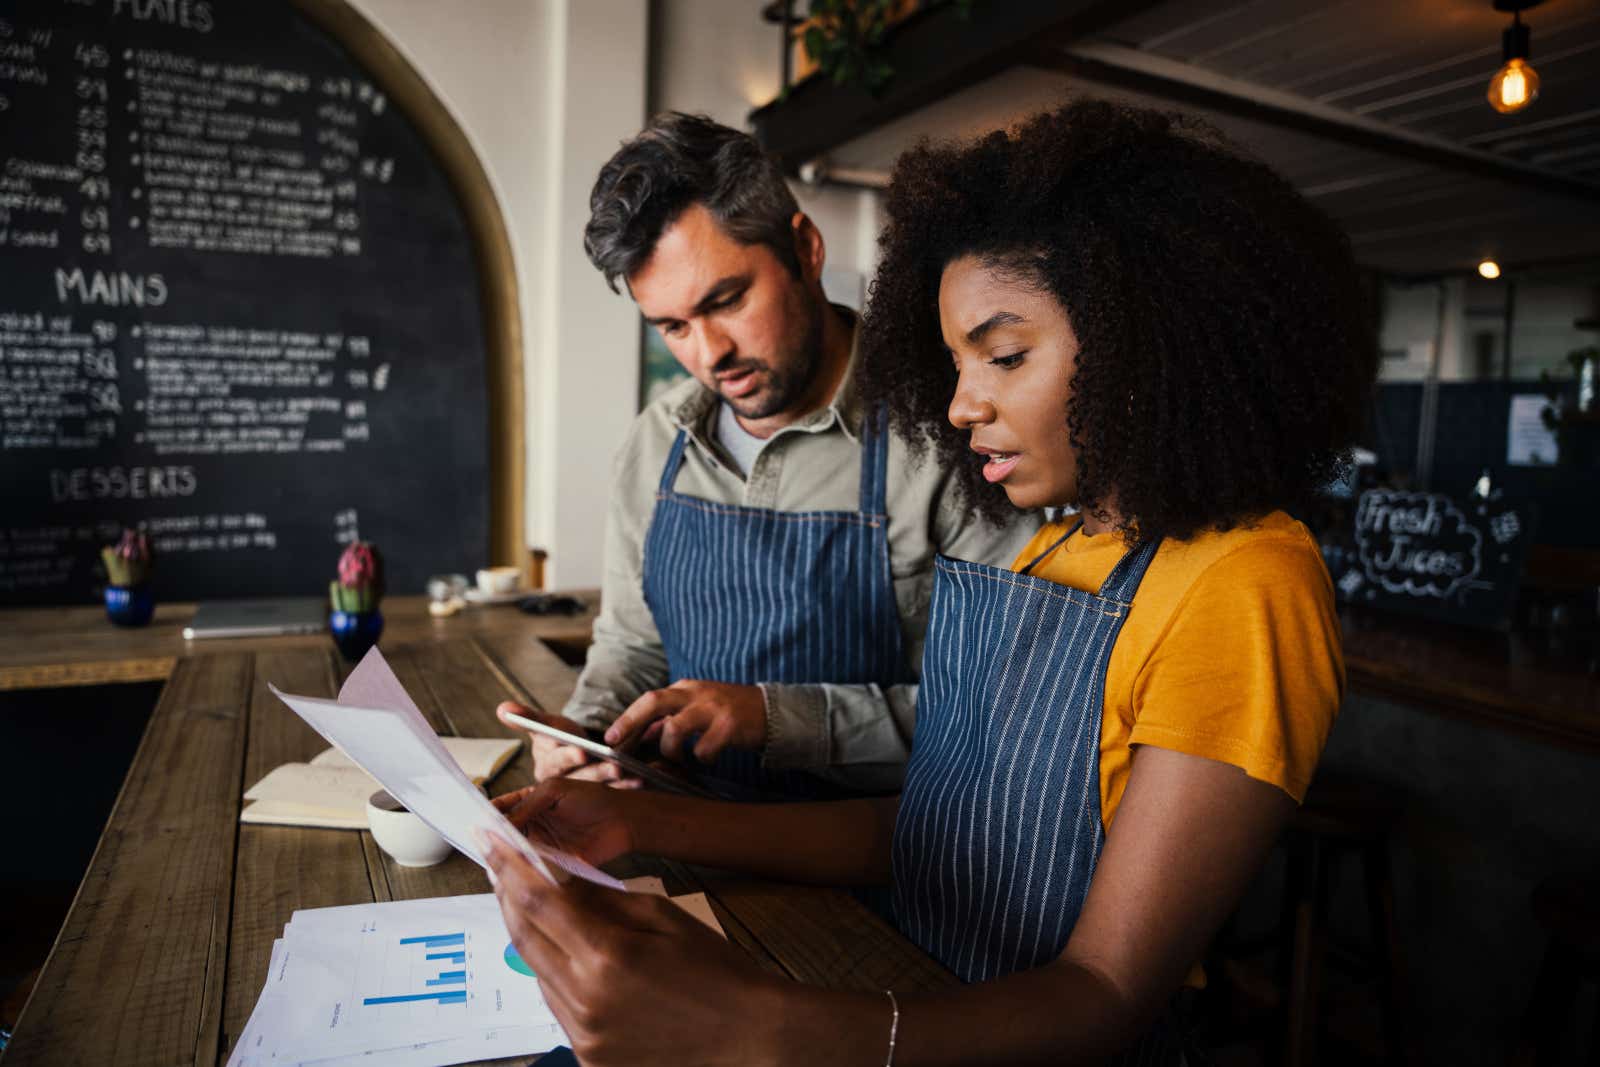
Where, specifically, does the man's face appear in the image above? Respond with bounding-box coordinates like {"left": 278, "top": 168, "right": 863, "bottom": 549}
{"left": 630, "top": 203, "right": 824, "bottom": 421}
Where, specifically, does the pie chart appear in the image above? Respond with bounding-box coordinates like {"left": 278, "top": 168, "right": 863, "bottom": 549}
{"left": 503, "top": 941, "right": 536, "bottom": 978}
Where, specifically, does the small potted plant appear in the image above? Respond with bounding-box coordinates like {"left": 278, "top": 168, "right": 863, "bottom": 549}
{"left": 329, "top": 540, "right": 384, "bottom": 660}
{"left": 101, "top": 528, "right": 155, "bottom": 626}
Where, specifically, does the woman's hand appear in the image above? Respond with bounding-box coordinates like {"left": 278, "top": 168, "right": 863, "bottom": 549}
{"left": 480, "top": 831, "right": 785, "bottom": 1067}
{"left": 602, "top": 680, "right": 766, "bottom": 763}
{"left": 492, "top": 779, "right": 638, "bottom": 868}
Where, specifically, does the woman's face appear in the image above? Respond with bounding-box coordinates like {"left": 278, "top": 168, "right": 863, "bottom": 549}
{"left": 941, "top": 255, "right": 1080, "bottom": 511}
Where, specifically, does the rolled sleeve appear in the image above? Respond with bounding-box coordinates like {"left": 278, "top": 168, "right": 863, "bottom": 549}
{"left": 759, "top": 681, "right": 918, "bottom": 772}
{"left": 561, "top": 423, "right": 670, "bottom": 731}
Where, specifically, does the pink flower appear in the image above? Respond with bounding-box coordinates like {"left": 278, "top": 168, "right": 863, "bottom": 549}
{"left": 338, "top": 541, "right": 378, "bottom": 588}
{"left": 115, "top": 530, "right": 151, "bottom": 563}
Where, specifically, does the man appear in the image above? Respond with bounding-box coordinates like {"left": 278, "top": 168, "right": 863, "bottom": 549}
{"left": 498, "top": 112, "right": 1033, "bottom": 796}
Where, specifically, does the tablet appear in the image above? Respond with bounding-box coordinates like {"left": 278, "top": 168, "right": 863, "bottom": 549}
{"left": 499, "top": 711, "right": 718, "bottom": 798}
{"left": 183, "top": 597, "right": 326, "bottom": 639}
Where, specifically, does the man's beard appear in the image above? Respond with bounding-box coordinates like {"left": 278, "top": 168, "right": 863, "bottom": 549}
{"left": 718, "top": 298, "right": 826, "bottom": 420}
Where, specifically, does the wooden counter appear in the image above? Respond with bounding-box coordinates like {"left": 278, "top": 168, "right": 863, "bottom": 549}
{"left": 0, "top": 593, "right": 599, "bottom": 692}
{"left": 1340, "top": 609, "right": 1600, "bottom": 753}
{"left": 2, "top": 634, "right": 956, "bottom": 1066}
{"left": 4, "top": 591, "right": 1594, "bottom": 747}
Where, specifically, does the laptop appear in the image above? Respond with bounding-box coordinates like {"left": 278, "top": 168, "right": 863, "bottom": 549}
{"left": 183, "top": 597, "right": 328, "bottom": 640}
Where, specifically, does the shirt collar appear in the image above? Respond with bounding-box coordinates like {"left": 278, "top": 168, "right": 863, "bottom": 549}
{"left": 671, "top": 303, "right": 865, "bottom": 445}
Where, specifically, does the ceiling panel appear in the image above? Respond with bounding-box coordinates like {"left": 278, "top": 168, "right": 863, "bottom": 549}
{"left": 1105, "top": 0, "right": 1600, "bottom": 177}
{"left": 816, "top": 0, "right": 1600, "bottom": 275}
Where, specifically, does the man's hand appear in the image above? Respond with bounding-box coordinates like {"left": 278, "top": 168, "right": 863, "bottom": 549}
{"left": 602, "top": 680, "right": 766, "bottom": 764}
{"left": 496, "top": 702, "right": 640, "bottom": 787}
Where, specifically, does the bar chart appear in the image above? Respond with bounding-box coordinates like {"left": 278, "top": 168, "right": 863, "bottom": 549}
{"left": 251, "top": 895, "right": 564, "bottom": 1063}
{"left": 362, "top": 931, "right": 469, "bottom": 1007}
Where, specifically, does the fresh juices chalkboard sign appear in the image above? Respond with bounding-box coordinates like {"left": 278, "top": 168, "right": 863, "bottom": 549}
{"left": 1327, "top": 488, "right": 1531, "bottom": 630}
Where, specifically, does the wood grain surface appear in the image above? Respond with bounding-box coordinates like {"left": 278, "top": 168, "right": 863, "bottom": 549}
{"left": 5, "top": 654, "right": 253, "bottom": 1066}
{"left": 9, "top": 592, "right": 1596, "bottom": 755}
{"left": 5, "top": 630, "right": 954, "bottom": 1064}
{"left": 0, "top": 594, "right": 597, "bottom": 693}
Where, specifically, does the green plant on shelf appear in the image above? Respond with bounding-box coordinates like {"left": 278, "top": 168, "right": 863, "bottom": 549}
{"left": 799, "top": 0, "right": 977, "bottom": 96}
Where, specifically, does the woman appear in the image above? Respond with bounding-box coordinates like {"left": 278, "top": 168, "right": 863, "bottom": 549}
{"left": 478, "top": 99, "right": 1377, "bottom": 1064}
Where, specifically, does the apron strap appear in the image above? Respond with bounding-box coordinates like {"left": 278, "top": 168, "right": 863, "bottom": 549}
{"left": 1098, "top": 536, "right": 1163, "bottom": 602}
{"left": 1017, "top": 520, "right": 1162, "bottom": 603}
{"left": 857, "top": 406, "right": 891, "bottom": 517}
{"left": 1018, "top": 519, "right": 1082, "bottom": 576}
{"left": 658, "top": 428, "right": 691, "bottom": 493}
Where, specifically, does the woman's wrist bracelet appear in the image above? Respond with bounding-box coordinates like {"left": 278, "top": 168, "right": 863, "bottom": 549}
{"left": 883, "top": 989, "right": 900, "bottom": 1066}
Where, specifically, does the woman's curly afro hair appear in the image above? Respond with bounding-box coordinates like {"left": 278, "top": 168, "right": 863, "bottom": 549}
{"left": 857, "top": 98, "right": 1378, "bottom": 543}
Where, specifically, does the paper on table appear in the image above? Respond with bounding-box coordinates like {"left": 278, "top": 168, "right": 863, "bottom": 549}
{"left": 227, "top": 897, "right": 566, "bottom": 1067}
{"left": 268, "top": 646, "right": 621, "bottom": 890}
{"left": 269, "top": 894, "right": 564, "bottom": 1062}
{"left": 618, "top": 876, "right": 724, "bottom": 938}
{"left": 668, "top": 891, "right": 724, "bottom": 937}
{"left": 225, "top": 937, "right": 282, "bottom": 1067}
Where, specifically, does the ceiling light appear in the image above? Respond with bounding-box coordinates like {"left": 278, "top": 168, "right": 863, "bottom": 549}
{"left": 1478, "top": 259, "right": 1502, "bottom": 279}
{"left": 1487, "top": 1, "right": 1545, "bottom": 115}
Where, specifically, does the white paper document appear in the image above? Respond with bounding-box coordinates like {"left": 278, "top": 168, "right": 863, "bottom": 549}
{"left": 226, "top": 894, "right": 566, "bottom": 1067}
{"left": 227, "top": 887, "right": 723, "bottom": 1066}
{"left": 268, "top": 646, "right": 622, "bottom": 890}
{"left": 1507, "top": 393, "right": 1560, "bottom": 466}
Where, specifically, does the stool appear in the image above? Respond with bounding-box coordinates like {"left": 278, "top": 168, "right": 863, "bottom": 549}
{"left": 1515, "top": 874, "right": 1600, "bottom": 1067}
{"left": 1206, "top": 773, "right": 1415, "bottom": 1066}
{"left": 1277, "top": 772, "right": 1414, "bottom": 1067}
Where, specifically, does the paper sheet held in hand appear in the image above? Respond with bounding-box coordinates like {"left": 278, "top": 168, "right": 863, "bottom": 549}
{"left": 268, "top": 646, "right": 621, "bottom": 889}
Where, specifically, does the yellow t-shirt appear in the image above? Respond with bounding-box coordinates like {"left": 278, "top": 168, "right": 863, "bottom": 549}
{"left": 1012, "top": 510, "right": 1343, "bottom": 835}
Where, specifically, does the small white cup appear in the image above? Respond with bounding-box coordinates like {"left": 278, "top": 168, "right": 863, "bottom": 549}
{"left": 366, "top": 790, "right": 453, "bottom": 867}
{"left": 476, "top": 566, "right": 521, "bottom": 594}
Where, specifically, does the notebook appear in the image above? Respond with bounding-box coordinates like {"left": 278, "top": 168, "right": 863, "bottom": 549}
{"left": 242, "top": 737, "right": 522, "bottom": 829}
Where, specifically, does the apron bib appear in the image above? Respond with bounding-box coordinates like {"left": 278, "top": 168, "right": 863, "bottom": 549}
{"left": 641, "top": 409, "right": 908, "bottom": 799}
{"left": 894, "top": 529, "right": 1188, "bottom": 1062}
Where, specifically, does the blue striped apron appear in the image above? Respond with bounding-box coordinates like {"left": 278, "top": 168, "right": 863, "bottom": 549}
{"left": 893, "top": 528, "right": 1187, "bottom": 1063}
{"left": 640, "top": 409, "right": 908, "bottom": 799}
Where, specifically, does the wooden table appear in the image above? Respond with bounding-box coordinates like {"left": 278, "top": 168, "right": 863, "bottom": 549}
{"left": 2, "top": 634, "right": 955, "bottom": 1066}
{"left": 1340, "top": 608, "right": 1600, "bottom": 753}
{"left": 0, "top": 594, "right": 600, "bottom": 692}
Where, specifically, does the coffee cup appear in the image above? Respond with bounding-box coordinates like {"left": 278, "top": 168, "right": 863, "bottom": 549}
{"left": 366, "top": 790, "right": 453, "bottom": 867}
{"left": 476, "top": 566, "right": 521, "bottom": 594}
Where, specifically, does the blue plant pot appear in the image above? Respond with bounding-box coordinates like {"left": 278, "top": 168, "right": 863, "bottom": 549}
{"left": 330, "top": 608, "right": 384, "bottom": 661}
{"left": 104, "top": 585, "right": 155, "bottom": 627}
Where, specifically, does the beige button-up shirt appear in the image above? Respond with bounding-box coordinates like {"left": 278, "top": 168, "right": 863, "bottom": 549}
{"left": 564, "top": 327, "right": 1038, "bottom": 791}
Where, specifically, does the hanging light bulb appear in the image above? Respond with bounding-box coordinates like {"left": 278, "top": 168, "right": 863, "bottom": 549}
{"left": 1478, "top": 259, "right": 1502, "bottom": 279}
{"left": 1487, "top": 4, "right": 1543, "bottom": 115}
{"left": 1488, "top": 56, "right": 1540, "bottom": 113}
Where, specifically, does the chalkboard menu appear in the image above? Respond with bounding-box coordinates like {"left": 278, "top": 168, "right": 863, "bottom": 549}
{"left": 1325, "top": 488, "right": 1532, "bottom": 630}
{"left": 0, "top": 0, "right": 491, "bottom": 605}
